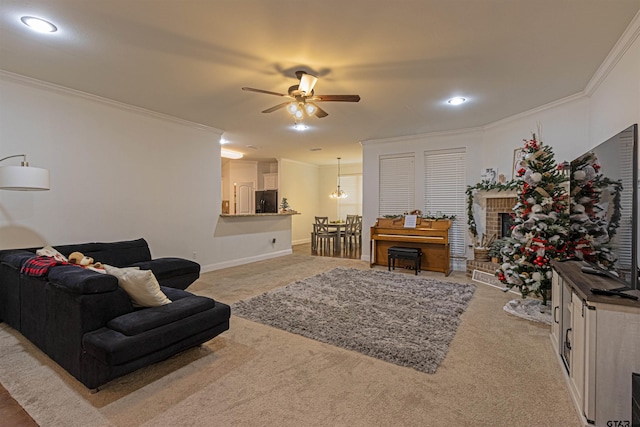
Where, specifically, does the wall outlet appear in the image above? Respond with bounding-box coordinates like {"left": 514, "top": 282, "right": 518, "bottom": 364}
{"left": 193, "top": 251, "right": 197, "bottom": 260}
{"left": 272, "top": 238, "right": 276, "bottom": 244}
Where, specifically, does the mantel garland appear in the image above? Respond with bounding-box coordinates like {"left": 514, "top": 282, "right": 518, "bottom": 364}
{"left": 466, "top": 180, "right": 521, "bottom": 239}
{"left": 382, "top": 213, "right": 456, "bottom": 221}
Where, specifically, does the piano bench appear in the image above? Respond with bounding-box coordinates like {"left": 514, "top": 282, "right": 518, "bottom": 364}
{"left": 388, "top": 246, "right": 422, "bottom": 275}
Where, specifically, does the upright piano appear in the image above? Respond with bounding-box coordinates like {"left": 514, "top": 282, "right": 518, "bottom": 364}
{"left": 370, "top": 217, "right": 451, "bottom": 276}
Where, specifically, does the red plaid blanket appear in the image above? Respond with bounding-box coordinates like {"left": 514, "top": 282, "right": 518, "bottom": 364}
{"left": 21, "top": 256, "right": 69, "bottom": 277}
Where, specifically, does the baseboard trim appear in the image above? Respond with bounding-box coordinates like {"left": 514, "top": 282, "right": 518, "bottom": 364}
{"left": 292, "top": 237, "right": 312, "bottom": 246}
{"left": 200, "top": 249, "right": 293, "bottom": 273}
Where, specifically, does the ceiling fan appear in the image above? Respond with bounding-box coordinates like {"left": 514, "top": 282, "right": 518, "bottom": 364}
{"left": 242, "top": 70, "right": 360, "bottom": 119}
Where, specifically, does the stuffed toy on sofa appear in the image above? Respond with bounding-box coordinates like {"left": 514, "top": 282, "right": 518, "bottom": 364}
{"left": 68, "top": 251, "right": 105, "bottom": 272}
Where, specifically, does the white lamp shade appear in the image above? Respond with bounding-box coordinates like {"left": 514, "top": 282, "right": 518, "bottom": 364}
{"left": 0, "top": 165, "right": 50, "bottom": 190}
{"left": 299, "top": 74, "right": 318, "bottom": 95}
{"left": 286, "top": 103, "right": 299, "bottom": 115}
{"left": 304, "top": 103, "right": 317, "bottom": 115}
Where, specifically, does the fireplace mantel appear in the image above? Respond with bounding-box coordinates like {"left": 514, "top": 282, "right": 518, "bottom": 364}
{"left": 476, "top": 189, "right": 518, "bottom": 199}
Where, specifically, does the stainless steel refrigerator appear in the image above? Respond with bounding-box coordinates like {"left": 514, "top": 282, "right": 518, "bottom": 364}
{"left": 255, "top": 190, "right": 278, "bottom": 213}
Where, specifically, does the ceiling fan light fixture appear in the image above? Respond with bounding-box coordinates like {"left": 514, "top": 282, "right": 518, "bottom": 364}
{"left": 299, "top": 73, "right": 318, "bottom": 95}
{"left": 286, "top": 102, "right": 299, "bottom": 115}
{"left": 304, "top": 103, "right": 317, "bottom": 115}
{"left": 242, "top": 72, "right": 360, "bottom": 119}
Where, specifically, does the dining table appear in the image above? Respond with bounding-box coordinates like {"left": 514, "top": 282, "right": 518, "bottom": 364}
{"left": 311, "top": 221, "right": 345, "bottom": 252}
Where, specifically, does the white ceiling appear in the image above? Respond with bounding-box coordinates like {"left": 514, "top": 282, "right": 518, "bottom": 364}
{"left": 1, "top": 1, "right": 639, "bottom": 165}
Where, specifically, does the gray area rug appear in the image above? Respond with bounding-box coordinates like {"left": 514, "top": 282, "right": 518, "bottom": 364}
{"left": 232, "top": 267, "right": 476, "bottom": 374}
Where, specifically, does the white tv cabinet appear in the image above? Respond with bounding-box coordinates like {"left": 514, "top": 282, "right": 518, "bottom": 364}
{"left": 551, "top": 261, "right": 640, "bottom": 426}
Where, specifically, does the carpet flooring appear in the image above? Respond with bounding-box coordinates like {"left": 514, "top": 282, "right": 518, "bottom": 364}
{"left": 0, "top": 245, "right": 580, "bottom": 426}
{"left": 233, "top": 267, "right": 475, "bottom": 373}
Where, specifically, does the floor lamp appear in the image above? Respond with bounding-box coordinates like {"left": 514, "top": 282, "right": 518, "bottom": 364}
{"left": 0, "top": 154, "right": 50, "bottom": 191}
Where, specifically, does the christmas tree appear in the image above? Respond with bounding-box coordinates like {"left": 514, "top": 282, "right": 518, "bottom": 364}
{"left": 567, "top": 152, "right": 623, "bottom": 270}
{"left": 496, "top": 134, "right": 570, "bottom": 305}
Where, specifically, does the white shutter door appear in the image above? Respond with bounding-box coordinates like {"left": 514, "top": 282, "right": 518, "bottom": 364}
{"left": 423, "top": 149, "right": 467, "bottom": 260}
{"left": 379, "top": 155, "right": 415, "bottom": 216}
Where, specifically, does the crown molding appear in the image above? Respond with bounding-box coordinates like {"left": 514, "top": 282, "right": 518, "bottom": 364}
{"left": 278, "top": 158, "right": 319, "bottom": 168}
{"left": 584, "top": 9, "right": 640, "bottom": 96}
{"left": 360, "top": 125, "right": 484, "bottom": 146}
{"left": 483, "top": 92, "right": 587, "bottom": 130}
{"left": 0, "top": 69, "right": 224, "bottom": 134}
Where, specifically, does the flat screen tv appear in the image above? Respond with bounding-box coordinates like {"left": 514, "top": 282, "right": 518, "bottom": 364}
{"left": 570, "top": 123, "right": 638, "bottom": 289}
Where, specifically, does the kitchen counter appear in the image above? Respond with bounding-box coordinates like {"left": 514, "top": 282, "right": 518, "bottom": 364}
{"left": 220, "top": 212, "right": 299, "bottom": 218}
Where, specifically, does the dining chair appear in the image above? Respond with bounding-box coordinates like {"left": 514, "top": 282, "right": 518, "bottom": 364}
{"left": 314, "top": 216, "right": 338, "bottom": 253}
{"left": 343, "top": 215, "right": 359, "bottom": 249}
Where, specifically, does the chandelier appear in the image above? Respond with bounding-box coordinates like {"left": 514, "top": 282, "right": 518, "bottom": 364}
{"left": 329, "top": 157, "right": 348, "bottom": 199}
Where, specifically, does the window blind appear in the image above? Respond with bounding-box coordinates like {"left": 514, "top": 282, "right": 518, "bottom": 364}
{"left": 379, "top": 154, "right": 415, "bottom": 216}
{"left": 423, "top": 149, "right": 467, "bottom": 259}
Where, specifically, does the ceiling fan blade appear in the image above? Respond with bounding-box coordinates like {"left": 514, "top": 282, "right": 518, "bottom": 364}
{"left": 242, "top": 87, "right": 288, "bottom": 97}
{"left": 261, "top": 102, "right": 289, "bottom": 113}
{"left": 311, "top": 94, "right": 361, "bottom": 102}
{"left": 310, "top": 103, "right": 328, "bottom": 118}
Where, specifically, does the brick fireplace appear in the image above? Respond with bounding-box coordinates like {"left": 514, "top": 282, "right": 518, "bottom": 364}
{"left": 466, "top": 194, "right": 518, "bottom": 277}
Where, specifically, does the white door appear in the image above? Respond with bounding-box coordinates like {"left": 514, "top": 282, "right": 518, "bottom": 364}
{"left": 235, "top": 181, "right": 254, "bottom": 214}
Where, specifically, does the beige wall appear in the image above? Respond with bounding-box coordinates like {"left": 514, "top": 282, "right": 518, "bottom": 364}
{"left": 279, "top": 158, "right": 320, "bottom": 245}
{"left": 0, "top": 73, "right": 294, "bottom": 271}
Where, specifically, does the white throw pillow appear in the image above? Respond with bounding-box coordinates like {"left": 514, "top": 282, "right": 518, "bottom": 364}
{"left": 104, "top": 265, "right": 171, "bottom": 307}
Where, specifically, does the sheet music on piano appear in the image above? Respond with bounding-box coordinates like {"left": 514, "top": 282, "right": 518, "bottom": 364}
{"left": 403, "top": 215, "right": 417, "bottom": 228}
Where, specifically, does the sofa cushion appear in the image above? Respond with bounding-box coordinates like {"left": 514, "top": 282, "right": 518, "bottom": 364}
{"left": 47, "top": 265, "right": 119, "bottom": 294}
{"left": 107, "top": 295, "right": 216, "bottom": 336}
{"left": 0, "top": 250, "right": 37, "bottom": 270}
{"left": 83, "top": 302, "right": 231, "bottom": 365}
{"left": 104, "top": 265, "right": 171, "bottom": 307}
{"left": 54, "top": 238, "right": 152, "bottom": 267}
{"left": 160, "top": 286, "right": 193, "bottom": 301}
{"left": 130, "top": 257, "right": 200, "bottom": 278}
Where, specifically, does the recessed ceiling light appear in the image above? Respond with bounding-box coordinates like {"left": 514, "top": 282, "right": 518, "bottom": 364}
{"left": 293, "top": 123, "right": 308, "bottom": 131}
{"left": 21, "top": 16, "right": 57, "bottom": 33}
{"left": 447, "top": 97, "right": 467, "bottom": 106}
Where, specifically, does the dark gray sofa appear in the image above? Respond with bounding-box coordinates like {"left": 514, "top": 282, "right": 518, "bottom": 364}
{"left": 0, "top": 238, "right": 230, "bottom": 390}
